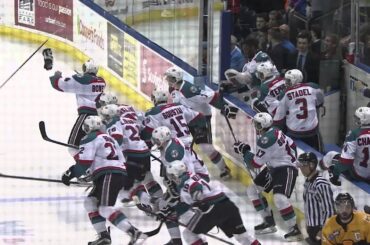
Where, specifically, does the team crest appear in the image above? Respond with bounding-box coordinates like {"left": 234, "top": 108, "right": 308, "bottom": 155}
{"left": 261, "top": 136, "right": 268, "bottom": 144}
{"left": 190, "top": 86, "right": 198, "bottom": 93}
{"left": 171, "top": 149, "right": 179, "bottom": 158}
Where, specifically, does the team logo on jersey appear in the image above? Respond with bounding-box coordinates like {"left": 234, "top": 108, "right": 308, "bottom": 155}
{"left": 261, "top": 136, "right": 269, "bottom": 144}
{"left": 190, "top": 86, "right": 198, "bottom": 93}
{"left": 328, "top": 230, "right": 340, "bottom": 241}
{"left": 171, "top": 149, "right": 179, "bottom": 158}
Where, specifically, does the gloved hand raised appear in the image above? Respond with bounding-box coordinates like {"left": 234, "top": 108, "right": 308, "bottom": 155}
{"left": 222, "top": 104, "right": 239, "bottom": 119}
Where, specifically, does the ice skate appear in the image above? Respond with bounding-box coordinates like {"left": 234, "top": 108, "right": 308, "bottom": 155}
{"left": 284, "top": 224, "right": 303, "bottom": 242}
{"left": 220, "top": 166, "right": 232, "bottom": 180}
{"left": 127, "top": 226, "right": 148, "bottom": 245}
{"left": 254, "top": 213, "right": 277, "bottom": 235}
{"left": 88, "top": 230, "right": 111, "bottom": 245}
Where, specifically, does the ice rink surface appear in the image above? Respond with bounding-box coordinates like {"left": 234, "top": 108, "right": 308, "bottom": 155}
{"left": 0, "top": 36, "right": 309, "bottom": 245}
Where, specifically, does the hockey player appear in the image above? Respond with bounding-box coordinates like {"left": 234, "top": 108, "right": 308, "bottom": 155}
{"left": 233, "top": 112, "right": 303, "bottom": 241}
{"left": 163, "top": 160, "right": 261, "bottom": 245}
{"left": 297, "top": 152, "right": 335, "bottom": 245}
{"left": 273, "top": 69, "right": 325, "bottom": 152}
{"left": 327, "top": 107, "right": 370, "bottom": 185}
{"left": 99, "top": 104, "right": 163, "bottom": 204}
{"left": 165, "top": 67, "right": 235, "bottom": 179}
{"left": 151, "top": 126, "right": 211, "bottom": 245}
{"left": 60, "top": 116, "right": 147, "bottom": 245}
{"left": 141, "top": 88, "right": 207, "bottom": 149}
{"left": 322, "top": 193, "right": 370, "bottom": 245}
{"left": 250, "top": 61, "right": 286, "bottom": 115}
{"left": 49, "top": 59, "right": 106, "bottom": 148}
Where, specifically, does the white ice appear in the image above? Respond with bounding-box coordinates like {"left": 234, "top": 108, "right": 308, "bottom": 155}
{"left": 0, "top": 36, "right": 308, "bottom": 245}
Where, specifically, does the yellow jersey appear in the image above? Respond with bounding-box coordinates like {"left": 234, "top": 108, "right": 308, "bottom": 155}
{"left": 322, "top": 211, "right": 370, "bottom": 245}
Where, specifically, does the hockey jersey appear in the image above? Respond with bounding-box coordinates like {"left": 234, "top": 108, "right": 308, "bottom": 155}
{"left": 73, "top": 130, "right": 126, "bottom": 180}
{"left": 338, "top": 127, "right": 370, "bottom": 181}
{"left": 257, "top": 76, "right": 285, "bottom": 115}
{"left": 322, "top": 211, "right": 370, "bottom": 245}
{"left": 49, "top": 73, "right": 105, "bottom": 115}
{"left": 274, "top": 83, "right": 324, "bottom": 137}
{"left": 159, "top": 138, "right": 209, "bottom": 178}
{"left": 170, "top": 80, "right": 225, "bottom": 116}
{"left": 251, "top": 127, "right": 298, "bottom": 169}
{"left": 105, "top": 116, "right": 150, "bottom": 158}
{"left": 142, "top": 102, "right": 206, "bottom": 147}
{"left": 177, "top": 173, "right": 227, "bottom": 206}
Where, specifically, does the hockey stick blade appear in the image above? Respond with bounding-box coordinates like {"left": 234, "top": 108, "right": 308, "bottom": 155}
{"left": 144, "top": 220, "right": 164, "bottom": 237}
{"left": 39, "top": 121, "right": 79, "bottom": 149}
{"left": 0, "top": 172, "right": 90, "bottom": 186}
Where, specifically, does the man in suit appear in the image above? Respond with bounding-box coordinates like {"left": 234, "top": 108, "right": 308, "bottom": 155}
{"left": 288, "top": 31, "right": 320, "bottom": 84}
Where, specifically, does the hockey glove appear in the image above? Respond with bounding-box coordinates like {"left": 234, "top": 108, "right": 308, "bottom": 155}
{"left": 233, "top": 141, "right": 251, "bottom": 155}
{"left": 54, "top": 71, "right": 62, "bottom": 79}
{"left": 156, "top": 206, "right": 173, "bottom": 221}
{"left": 61, "top": 166, "right": 75, "bottom": 186}
{"left": 328, "top": 166, "right": 341, "bottom": 186}
{"left": 42, "top": 48, "right": 53, "bottom": 70}
{"left": 221, "top": 104, "right": 239, "bottom": 119}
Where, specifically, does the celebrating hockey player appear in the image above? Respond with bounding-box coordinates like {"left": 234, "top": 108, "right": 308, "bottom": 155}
{"left": 60, "top": 116, "right": 147, "bottom": 245}
{"left": 164, "top": 160, "right": 261, "bottom": 245}
{"left": 250, "top": 61, "right": 285, "bottom": 115}
{"left": 99, "top": 104, "right": 163, "bottom": 206}
{"left": 322, "top": 193, "right": 370, "bottom": 245}
{"left": 233, "top": 112, "right": 303, "bottom": 241}
{"left": 164, "top": 67, "right": 235, "bottom": 179}
{"left": 327, "top": 107, "right": 370, "bottom": 185}
{"left": 274, "top": 69, "right": 325, "bottom": 152}
{"left": 48, "top": 59, "right": 105, "bottom": 149}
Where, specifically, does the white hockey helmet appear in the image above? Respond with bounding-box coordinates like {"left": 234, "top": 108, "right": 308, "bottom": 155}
{"left": 151, "top": 88, "right": 168, "bottom": 105}
{"left": 284, "top": 69, "right": 303, "bottom": 87}
{"left": 166, "top": 160, "right": 188, "bottom": 179}
{"left": 82, "top": 115, "right": 103, "bottom": 134}
{"left": 99, "top": 104, "right": 119, "bottom": 123}
{"left": 82, "top": 59, "right": 98, "bottom": 75}
{"left": 151, "top": 126, "right": 171, "bottom": 148}
{"left": 354, "top": 107, "right": 370, "bottom": 126}
{"left": 164, "top": 66, "right": 183, "bottom": 85}
{"left": 255, "top": 61, "right": 275, "bottom": 81}
{"left": 253, "top": 112, "right": 273, "bottom": 133}
{"left": 97, "top": 92, "right": 118, "bottom": 108}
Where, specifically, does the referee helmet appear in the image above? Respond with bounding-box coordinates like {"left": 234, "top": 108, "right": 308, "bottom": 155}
{"left": 297, "top": 152, "right": 318, "bottom": 168}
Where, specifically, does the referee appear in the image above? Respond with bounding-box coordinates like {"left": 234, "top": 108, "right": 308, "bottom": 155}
{"left": 298, "top": 152, "right": 335, "bottom": 245}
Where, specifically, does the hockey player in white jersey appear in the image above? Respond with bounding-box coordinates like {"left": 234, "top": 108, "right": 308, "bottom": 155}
{"left": 273, "top": 69, "right": 325, "bottom": 152}
{"left": 49, "top": 60, "right": 106, "bottom": 148}
{"left": 326, "top": 107, "right": 370, "bottom": 185}
{"left": 163, "top": 160, "right": 261, "bottom": 245}
{"left": 99, "top": 104, "right": 163, "bottom": 207}
{"left": 151, "top": 126, "right": 210, "bottom": 245}
{"left": 165, "top": 67, "right": 235, "bottom": 179}
{"left": 141, "top": 88, "right": 207, "bottom": 148}
{"left": 233, "top": 112, "right": 303, "bottom": 241}
{"left": 60, "top": 116, "right": 147, "bottom": 245}
{"left": 250, "top": 61, "right": 286, "bottom": 115}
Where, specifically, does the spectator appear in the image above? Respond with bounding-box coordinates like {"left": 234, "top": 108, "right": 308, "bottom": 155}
{"left": 268, "top": 10, "right": 284, "bottom": 28}
{"left": 287, "top": 0, "right": 308, "bottom": 17}
{"left": 249, "top": 13, "right": 269, "bottom": 51}
{"left": 321, "top": 33, "right": 342, "bottom": 60}
{"left": 297, "top": 152, "right": 335, "bottom": 245}
{"left": 310, "top": 24, "right": 322, "bottom": 58}
{"left": 241, "top": 36, "right": 260, "bottom": 62}
{"left": 279, "top": 24, "right": 296, "bottom": 54}
{"left": 288, "top": 30, "right": 320, "bottom": 83}
{"left": 266, "top": 27, "right": 290, "bottom": 72}
{"left": 230, "top": 35, "right": 246, "bottom": 72}
{"left": 361, "top": 32, "right": 370, "bottom": 66}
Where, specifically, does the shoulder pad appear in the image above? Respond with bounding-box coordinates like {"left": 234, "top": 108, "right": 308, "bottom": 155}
{"left": 345, "top": 128, "right": 361, "bottom": 142}
{"left": 165, "top": 140, "right": 185, "bottom": 162}
{"left": 257, "top": 128, "right": 278, "bottom": 148}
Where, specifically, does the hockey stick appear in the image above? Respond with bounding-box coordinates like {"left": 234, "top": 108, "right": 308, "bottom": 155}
{"left": 223, "top": 114, "right": 237, "bottom": 142}
{"left": 39, "top": 121, "right": 79, "bottom": 149}
{"left": 0, "top": 172, "right": 90, "bottom": 187}
{"left": 0, "top": 39, "right": 49, "bottom": 90}
{"left": 143, "top": 220, "right": 164, "bottom": 237}
{"left": 143, "top": 209, "right": 234, "bottom": 244}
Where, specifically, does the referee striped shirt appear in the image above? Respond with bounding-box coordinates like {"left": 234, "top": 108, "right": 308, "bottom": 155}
{"left": 303, "top": 173, "right": 335, "bottom": 227}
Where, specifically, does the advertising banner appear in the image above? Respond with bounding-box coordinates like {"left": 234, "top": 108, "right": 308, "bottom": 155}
{"left": 140, "top": 45, "right": 173, "bottom": 98}
{"left": 123, "top": 33, "right": 139, "bottom": 87}
{"left": 107, "top": 22, "right": 124, "bottom": 78}
{"left": 15, "top": 0, "right": 73, "bottom": 41}
{"left": 76, "top": 1, "right": 107, "bottom": 66}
